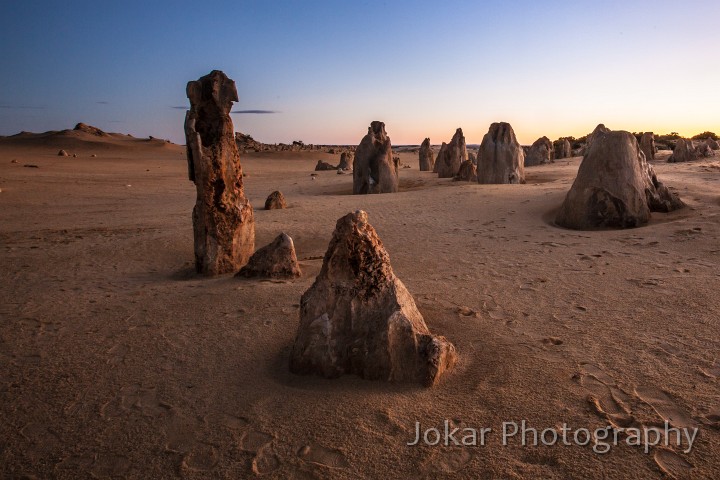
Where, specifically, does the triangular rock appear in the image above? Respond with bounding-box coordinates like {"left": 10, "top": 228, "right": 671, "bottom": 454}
{"left": 524, "top": 136, "right": 554, "bottom": 166}
{"left": 435, "top": 129, "right": 468, "bottom": 178}
{"left": 289, "top": 211, "right": 457, "bottom": 386}
{"left": 556, "top": 129, "right": 684, "bottom": 229}
{"left": 236, "top": 233, "right": 301, "bottom": 279}
{"left": 265, "top": 190, "right": 287, "bottom": 210}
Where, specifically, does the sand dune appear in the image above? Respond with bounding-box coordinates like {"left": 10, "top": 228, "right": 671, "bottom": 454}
{"left": 0, "top": 133, "right": 718, "bottom": 478}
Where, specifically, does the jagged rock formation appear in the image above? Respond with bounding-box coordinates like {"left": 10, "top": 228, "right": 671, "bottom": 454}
{"left": 185, "top": 70, "right": 255, "bottom": 275}
{"left": 696, "top": 141, "right": 716, "bottom": 157}
{"left": 74, "top": 123, "right": 106, "bottom": 136}
{"left": 705, "top": 137, "right": 720, "bottom": 150}
{"left": 353, "top": 122, "right": 398, "bottom": 194}
{"left": 468, "top": 152, "right": 477, "bottom": 164}
{"left": 477, "top": 122, "right": 525, "bottom": 184}
{"left": 639, "top": 132, "right": 656, "bottom": 160}
{"left": 236, "top": 233, "right": 301, "bottom": 279}
{"left": 419, "top": 138, "right": 434, "bottom": 171}
{"left": 524, "top": 136, "right": 554, "bottom": 166}
{"left": 315, "top": 160, "right": 337, "bottom": 171}
{"left": 668, "top": 139, "right": 697, "bottom": 163}
{"left": 265, "top": 190, "right": 287, "bottom": 210}
{"left": 435, "top": 129, "right": 468, "bottom": 178}
{"left": 454, "top": 160, "right": 477, "bottom": 181}
{"left": 338, "top": 151, "right": 353, "bottom": 171}
{"left": 556, "top": 129, "right": 684, "bottom": 230}
{"left": 289, "top": 211, "right": 457, "bottom": 386}
{"left": 554, "top": 139, "right": 572, "bottom": 159}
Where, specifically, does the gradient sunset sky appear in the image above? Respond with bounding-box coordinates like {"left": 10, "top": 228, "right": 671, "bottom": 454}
{"left": 1, "top": 0, "right": 719, "bottom": 146}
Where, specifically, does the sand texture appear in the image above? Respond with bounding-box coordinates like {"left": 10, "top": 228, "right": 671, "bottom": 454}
{"left": 0, "top": 131, "right": 719, "bottom": 478}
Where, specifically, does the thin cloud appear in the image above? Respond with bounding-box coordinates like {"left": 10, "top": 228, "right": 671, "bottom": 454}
{"left": 231, "top": 109, "right": 279, "bottom": 114}
{"left": 0, "top": 104, "right": 46, "bottom": 110}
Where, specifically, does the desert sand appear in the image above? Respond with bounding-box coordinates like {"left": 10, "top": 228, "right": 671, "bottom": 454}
{"left": 0, "top": 128, "right": 719, "bottom": 479}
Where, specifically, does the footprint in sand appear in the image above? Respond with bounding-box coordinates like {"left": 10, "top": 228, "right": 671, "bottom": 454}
{"left": 653, "top": 448, "right": 693, "bottom": 479}
{"left": 634, "top": 386, "right": 696, "bottom": 429}
{"left": 252, "top": 446, "right": 281, "bottom": 475}
{"left": 297, "top": 443, "right": 349, "bottom": 469}
{"left": 100, "top": 384, "right": 172, "bottom": 418}
{"left": 420, "top": 447, "right": 473, "bottom": 474}
{"left": 578, "top": 365, "right": 635, "bottom": 428}
{"left": 239, "top": 430, "right": 274, "bottom": 452}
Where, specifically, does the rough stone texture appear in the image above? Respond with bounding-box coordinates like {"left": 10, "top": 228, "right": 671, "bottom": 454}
{"left": 554, "top": 139, "right": 572, "bottom": 159}
{"left": 524, "top": 136, "right": 554, "bottom": 167}
{"left": 315, "top": 160, "right": 337, "bottom": 171}
{"left": 185, "top": 70, "right": 255, "bottom": 275}
{"left": 353, "top": 121, "right": 398, "bottom": 194}
{"left": 696, "top": 141, "right": 716, "bottom": 157}
{"left": 58, "top": 149, "right": 68, "bottom": 156}
{"left": 477, "top": 122, "right": 525, "bottom": 184}
{"left": 639, "top": 132, "right": 656, "bottom": 161}
{"left": 289, "top": 211, "right": 457, "bottom": 386}
{"left": 419, "top": 138, "right": 434, "bottom": 171}
{"left": 435, "top": 128, "right": 468, "bottom": 178}
{"left": 338, "top": 151, "right": 353, "bottom": 170}
{"left": 668, "top": 139, "right": 697, "bottom": 163}
{"left": 556, "top": 129, "right": 684, "bottom": 230}
{"left": 454, "top": 160, "right": 477, "bottom": 182}
{"left": 265, "top": 190, "right": 287, "bottom": 210}
{"left": 74, "top": 123, "right": 106, "bottom": 136}
{"left": 468, "top": 152, "right": 477, "bottom": 164}
{"left": 432, "top": 143, "right": 446, "bottom": 173}
{"left": 706, "top": 137, "right": 720, "bottom": 150}
{"left": 236, "top": 233, "right": 301, "bottom": 279}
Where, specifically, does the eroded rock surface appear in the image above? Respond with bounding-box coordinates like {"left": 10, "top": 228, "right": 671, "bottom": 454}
{"left": 477, "top": 122, "right": 525, "bottom": 184}
{"left": 289, "top": 211, "right": 457, "bottom": 386}
{"left": 185, "top": 70, "right": 255, "bottom": 275}
{"left": 435, "top": 129, "right": 468, "bottom": 178}
{"left": 419, "top": 137, "right": 434, "bottom": 171}
{"left": 525, "top": 136, "right": 554, "bottom": 167}
{"left": 353, "top": 122, "right": 398, "bottom": 194}
{"left": 556, "top": 129, "right": 684, "bottom": 229}
{"left": 265, "top": 190, "right": 287, "bottom": 210}
{"left": 236, "top": 233, "right": 301, "bottom": 279}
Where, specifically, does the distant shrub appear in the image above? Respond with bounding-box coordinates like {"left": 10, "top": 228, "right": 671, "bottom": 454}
{"left": 691, "top": 131, "right": 718, "bottom": 140}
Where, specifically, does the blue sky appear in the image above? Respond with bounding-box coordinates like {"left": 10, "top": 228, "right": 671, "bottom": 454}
{"left": 1, "top": 0, "right": 719, "bottom": 145}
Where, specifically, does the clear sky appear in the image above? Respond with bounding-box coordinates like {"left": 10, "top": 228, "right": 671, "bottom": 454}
{"left": 1, "top": 0, "right": 719, "bottom": 146}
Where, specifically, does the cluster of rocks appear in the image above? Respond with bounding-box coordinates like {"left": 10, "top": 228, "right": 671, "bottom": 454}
{"left": 556, "top": 126, "right": 684, "bottom": 229}
{"left": 235, "top": 132, "right": 324, "bottom": 153}
{"left": 668, "top": 138, "right": 717, "bottom": 162}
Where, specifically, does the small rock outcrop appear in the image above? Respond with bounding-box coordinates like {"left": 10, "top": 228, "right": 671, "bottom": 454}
{"left": 289, "top": 211, "right": 457, "bottom": 386}
{"left": 554, "top": 139, "right": 572, "bottom": 159}
{"left": 556, "top": 129, "right": 684, "bottom": 230}
{"left": 454, "top": 160, "right": 477, "bottom": 181}
{"left": 236, "top": 233, "right": 301, "bottom": 279}
{"left": 419, "top": 138, "right": 434, "bottom": 171}
{"left": 353, "top": 121, "right": 398, "bottom": 194}
{"left": 185, "top": 70, "right": 255, "bottom": 275}
{"left": 477, "top": 122, "right": 525, "bottom": 184}
{"left": 639, "top": 132, "right": 656, "bottom": 160}
{"left": 696, "top": 141, "right": 716, "bottom": 157}
{"left": 315, "top": 160, "right": 337, "bottom": 171}
{"left": 705, "top": 137, "right": 720, "bottom": 150}
{"left": 74, "top": 123, "right": 106, "bottom": 136}
{"left": 58, "top": 149, "right": 68, "bottom": 156}
{"left": 524, "top": 136, "right": 554, "bottom": 166}
{"left": 338, "top": 151, "right": 353, "bottom": 170}
{"left": 435, "top": 128, "right": 468, "bottom": 178}
{"left": 265, "top": 190, "right": 287, "bottom": 210}
{"left": 668, "top": 139, "right": 697, "bottom": 163}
